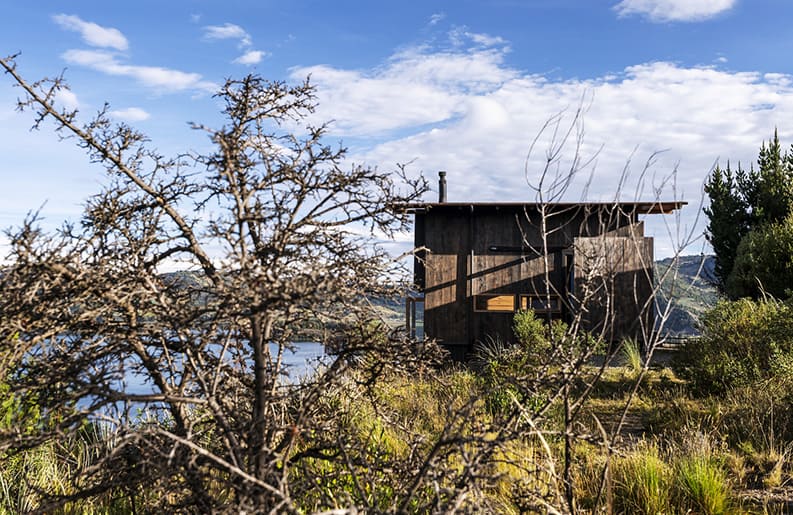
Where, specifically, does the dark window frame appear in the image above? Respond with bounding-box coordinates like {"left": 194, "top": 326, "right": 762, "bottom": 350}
{"left": 520, "top": 294, "right": 562, "bottom": 313}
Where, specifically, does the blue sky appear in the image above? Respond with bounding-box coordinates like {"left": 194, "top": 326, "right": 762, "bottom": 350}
{"left": 2, "top": 0, "right": 793, "bottom": 258}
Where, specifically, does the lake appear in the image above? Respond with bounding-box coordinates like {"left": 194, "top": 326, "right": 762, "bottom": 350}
{"left": 271, "top": 341, "right": 328, "bottom": 380}
{"left": 123, "top": 341, "right": 328, "bottom": 395}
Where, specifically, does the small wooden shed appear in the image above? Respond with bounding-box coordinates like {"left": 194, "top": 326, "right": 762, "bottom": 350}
{"left": 407, "top": 172, "right": 685, "bottom": 360}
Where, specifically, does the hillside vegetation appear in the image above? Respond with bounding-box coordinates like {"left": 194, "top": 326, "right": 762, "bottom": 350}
{"left": 656, "top": 254, "right": 718, "bottom": 335}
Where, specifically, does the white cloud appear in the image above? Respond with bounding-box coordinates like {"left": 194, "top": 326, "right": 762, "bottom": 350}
{"left": 468, "top": 32, "right": 507, "bottom": 47}
{"left": 109, "top": 107, "right": 150, "bottom": 121}
{"left": 204, "top": 23, "right": 247, "bottom": 40}
{"left": 62, "top": 49, "right": 217, "bottom": 93}
{"left": 449, "top": 27, "right": 509, "bottom": 49}
{"left": 203, "top": 23, "right": 252, "bottom": 48}
{"left": 54, "top": 88, "right": 80, "bottom": 110}
{"left": 52, "top": 15, "right": 217, "bottom": 95}
{"left": 429, "top": 13, "right": 446, "bottom": 26}
{"left": 52, "top": 14, "right": 129, "bottom": 50}
{"left": 234, "top": 50, "right": 266, "bottom": 65}
{"left": 613, "top": 0, "right": 736, "bottom": 22}
{"left": 204, "top": 22, "right": 267, "bottom": 65}
{"left": 293, "top": 42, "right": 793, "bottom": 257}
{"left": 292, "top": 46, "right": 516, "bottom": 135}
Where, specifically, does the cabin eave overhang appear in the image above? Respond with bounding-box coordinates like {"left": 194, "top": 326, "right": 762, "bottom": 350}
{"left": 403, "top": 201, "right": 686, "bottom": 215}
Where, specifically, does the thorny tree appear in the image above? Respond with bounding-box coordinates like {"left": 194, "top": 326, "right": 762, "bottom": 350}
{"left": 0, "top": 55, "right": 433, "bottom": 512}
{"left": 0, "top": 55, "right": 701, "bottom": 514}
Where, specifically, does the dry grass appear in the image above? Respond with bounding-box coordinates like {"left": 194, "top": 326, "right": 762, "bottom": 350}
{"left": 5, "top": 364, "right": 793, "bottom": 513}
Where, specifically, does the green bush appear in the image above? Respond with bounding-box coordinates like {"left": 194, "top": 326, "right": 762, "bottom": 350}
{"left": 726, "top": 213, "right": 793, "bottom": 300}
{"left": 471, "top": 337, "right": 528, "bottom": 417}
{"left": 471, "top": 312, "right": 556, "bottom": 417}
{"left": 471, "top": 311, "right": 570, "bottom": 417}
{"left": 511, "top": 309, "right": 570, "bottom": 366}
{"left": 674, "top": 298, "right": 793, "bottom": 393}
{"left": 512, "top": 309, "right": 552, "bottom": 363}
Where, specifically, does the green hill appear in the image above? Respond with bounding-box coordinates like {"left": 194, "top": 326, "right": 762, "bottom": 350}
{"left": 655, "top": 254, "right": 718, "bottom": 335}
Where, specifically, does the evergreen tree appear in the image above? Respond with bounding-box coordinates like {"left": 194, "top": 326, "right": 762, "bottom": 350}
{"left": 704, "top": 130, "right": 793, "bottom": 297}
{"left": 704, "top": 163, "right": 748, "bottom": 291}
{"left": 750, "top": 129, "right": 793, "bottom": 225}
{"left": 727, "top": 213, "right": 793, "bottom": 299}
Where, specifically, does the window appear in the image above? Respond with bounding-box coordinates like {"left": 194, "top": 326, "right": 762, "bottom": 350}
{"left": 520, "top": 295, "right": 561, "bottom": 313}
{"left": 405, "top": 296, "right": 424, "bottom": 340}
{"left": 473, "top": 294, "right": 516, "bottom": 312}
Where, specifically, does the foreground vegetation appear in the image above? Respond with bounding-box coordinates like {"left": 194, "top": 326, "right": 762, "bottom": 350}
{"left": 6, "top": 296, "right": 793, "bottom": 514}
{"left": 4, "top": 356, "right": 793, "bottom": 513}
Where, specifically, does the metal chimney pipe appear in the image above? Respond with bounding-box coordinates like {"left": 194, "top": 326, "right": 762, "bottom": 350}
{"left": 438, "top": 171, "right": 447, "bottom": 203}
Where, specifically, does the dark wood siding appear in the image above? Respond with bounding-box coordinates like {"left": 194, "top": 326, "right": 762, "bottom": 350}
{"left": 422, "top": 209, "right": 471, "bottom": 352}
{"left": 418, "top": 203, "right": 658, "bottom": 358}
{"left": 573, "top": 235, "right": 654, "bottom": 344}
{"left": 413, "top": 212, "right": 426, "bottom": 290}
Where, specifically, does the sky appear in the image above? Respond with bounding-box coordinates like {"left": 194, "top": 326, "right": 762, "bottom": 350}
{"left": 3, "top": 0, "right": 793, "bottom": 259}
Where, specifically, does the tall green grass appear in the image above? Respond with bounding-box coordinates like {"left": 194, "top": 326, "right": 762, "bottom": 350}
{"left": 674, "top": 456, "right": 731, "bottom": 515}
{"left": 611, "top": 443, "right": 672, "bottom": 515}
{"left": 621, "top": 338, "right": 643, "bottom": 379}
{"left": 0, "top": 423, "right": 136, "bottom": 514}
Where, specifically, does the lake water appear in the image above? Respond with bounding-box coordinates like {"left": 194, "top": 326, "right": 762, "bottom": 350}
{"left": 123, "top": 341, "right": 328, "bottom": 395}
{"left": 270, "top": 341, "right": 328, "bottom": 380}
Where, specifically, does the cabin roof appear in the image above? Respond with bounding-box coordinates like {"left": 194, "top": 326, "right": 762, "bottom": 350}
{"left": 404, "top": 201, "right": 686, "bottom": 215}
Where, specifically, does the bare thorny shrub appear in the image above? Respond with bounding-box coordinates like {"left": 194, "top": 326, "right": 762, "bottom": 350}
{"left": 0, "top": 55, "right": 452, "bottom": 513}
{"left": 0, "top": 55, "right": 703, "bottom": 514}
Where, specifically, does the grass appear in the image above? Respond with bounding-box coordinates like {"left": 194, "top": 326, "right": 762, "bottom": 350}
{"left": 611, "top": 443, "right": 672, "bottom": 515}
{"left": 621, "top": 338, "right": 643, "bottom": 379}
{"left": 4, "top": 362, "right": 793, "bottom": 513}
{"left": 572, "top": 366, "right": 793, "bottom": 513}
{"left": 675, "top": 456, "right": 731, "bottom": 515}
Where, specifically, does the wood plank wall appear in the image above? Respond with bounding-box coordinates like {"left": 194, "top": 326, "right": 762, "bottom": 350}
{"left": 573, "top": 235, "right": 654, "bottom": 344}
{"left": 418, "top": 205, "right": 654, "bottom": 356}
{"left": 422, "top": 209, "right": 470, "bottom": 349}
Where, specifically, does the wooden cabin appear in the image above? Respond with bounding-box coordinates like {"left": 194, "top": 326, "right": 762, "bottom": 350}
{"left": 406, "top": 172, "right": 686, "bottom": 361}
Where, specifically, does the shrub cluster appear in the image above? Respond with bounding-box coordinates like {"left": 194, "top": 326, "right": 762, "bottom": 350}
{"left": 674, "top": 297, "right": 793, "bottom": 393}
{"left": 511, "top": 309, "right": 602, "bottom": 366}
{"left": 726, "top": 213, "right": 793, "bottom": 299}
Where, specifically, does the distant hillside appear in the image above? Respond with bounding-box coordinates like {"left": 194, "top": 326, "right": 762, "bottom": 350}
{"left": 655, "top": 254, "right": 719, "bottom": 335}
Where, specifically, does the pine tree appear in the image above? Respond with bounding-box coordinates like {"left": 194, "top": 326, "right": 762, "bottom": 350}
{"left": 751, "top": 129, "right": 793, "bottom": 225}
{"left": 704, "top": 163, "right": 749, "bottom": 291}
{"left": 704, "top": 129, "right": 793, "bottom": 297}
